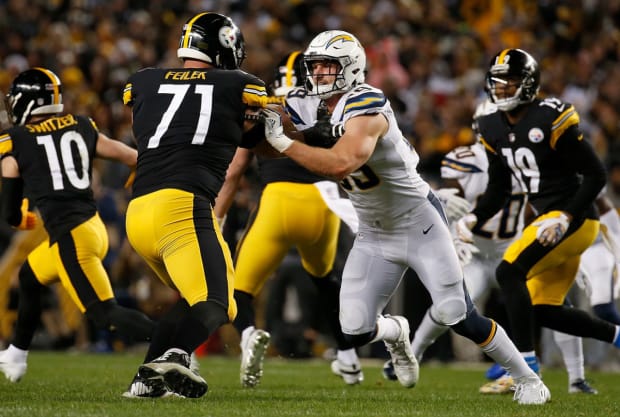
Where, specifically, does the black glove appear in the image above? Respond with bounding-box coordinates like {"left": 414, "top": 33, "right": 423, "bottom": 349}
{"left": 301, "top": 101, "right": 344, "bottom": 148}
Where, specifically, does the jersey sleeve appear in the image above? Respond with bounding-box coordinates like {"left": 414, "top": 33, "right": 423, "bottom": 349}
{"left": 341, "top": 87, "right": 386, "bottom": 122}
{"left": 0, "top": 131, "right": 13, "bottom": 155}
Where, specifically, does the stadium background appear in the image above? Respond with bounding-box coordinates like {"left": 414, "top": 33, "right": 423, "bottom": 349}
{"left": 0, "top": 0, "right": 619, "bottom": 368}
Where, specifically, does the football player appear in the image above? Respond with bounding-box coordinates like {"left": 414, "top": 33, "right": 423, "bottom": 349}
{"left": 121, "top": 12, "right": 276, "bottom": 398}
{"left": 215, "top": 51, "right": 363, "bottom": 388}
{"left": 0, "top": 67, "right": 155, "bottom": 383}
{"left": 260, "top": 30, "right": 550, "bottom": 404}
{"left": 455, "top": 48, "right": 620, "bottom": 380}
{"left": 403, "top": 100, "right": 598, "bottom": 395}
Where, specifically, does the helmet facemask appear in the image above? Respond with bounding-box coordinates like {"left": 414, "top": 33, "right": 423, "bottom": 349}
{"left": 304, "top": 57, "right": 348, "bottom": 99}
{"left": 485, "top": 49, "right": 540, "bottom": 112}
{"left": 303, "top": 30, "right": 366, "bottom": 99}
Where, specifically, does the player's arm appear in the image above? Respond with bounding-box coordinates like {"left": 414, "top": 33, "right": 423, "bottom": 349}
{"left": 214, "top": 147, "right": 254, "bottom": 221}
{"left": 95, "top": 133, "right": 137, "bottom": 169}
{"left": 263, "top": 107, "right": 386, "bottom": 180}
{"left": 557, "top": 128, "right": 607, "bottom": 220}
{"left": 470, "top": 150, "right": 511, "bottom": 225}
{"left": 0, "top": 155, "right": 27, "bottom": 228}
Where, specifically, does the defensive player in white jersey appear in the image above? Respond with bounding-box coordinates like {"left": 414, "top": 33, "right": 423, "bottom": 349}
{"left": 260, "top": 30, "right": 550, "bottom": 404}
{"left": 407, "top": 101, "right": 598, "bottom": 394}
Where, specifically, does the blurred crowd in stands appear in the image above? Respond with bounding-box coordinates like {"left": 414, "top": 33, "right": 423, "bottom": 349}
{"left": 1, "top": 0, "right": 620, "bottom": 365}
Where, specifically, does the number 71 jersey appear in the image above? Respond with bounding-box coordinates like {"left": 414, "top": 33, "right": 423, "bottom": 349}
{"left": 122, "top": 67, "right": 267, "bottom": 202}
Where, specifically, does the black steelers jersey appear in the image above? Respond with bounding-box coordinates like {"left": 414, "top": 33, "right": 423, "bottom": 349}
{"left": 256, "top": 156, "right": 325, "bottom": 186}
{"left": 0, "top": 115, "right": 98, "bottom": 242}
{"left": 123, "top": 67, "right": 268, "bottom": 203}
{"left": 472, "top": 97, "right": 606, "bottom": 223}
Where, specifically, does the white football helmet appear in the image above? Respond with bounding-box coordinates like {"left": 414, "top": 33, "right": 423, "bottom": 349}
{"left": 303, "top": 30, "right": 366, "bottom": 99}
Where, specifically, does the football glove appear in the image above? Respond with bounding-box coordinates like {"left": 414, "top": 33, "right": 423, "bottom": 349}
{"left": 261, "top": 107, "right": 293, "bottom": 153}
{"left": 17, "top": 198, "right": 38, "bottom": 230}
{"left": 301, "top": 121, "right": 344, "bottom": 148}
{"left": 575, "top": 265, "right": 593, "bottom": 299}
{"left": 435, "top": 188, "right": 471, "bottom": 223}
{"left": 455, "top": 213, "right": 477, "bottom": 243}
{"left": 533, "top": 211, "right": 570, "bottom": 246}
{"left": 453, "top": 238, "right": 480, "bottom": 266}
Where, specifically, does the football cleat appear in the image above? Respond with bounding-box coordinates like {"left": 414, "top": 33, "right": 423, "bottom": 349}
{"left": 479, "top": 374, "right": 514, "bottom": 394}
{"left": 383, "top": 315, "right": 419, "bottom": 388}
{"left": 513, "top": 375, "right": 551, "bottom": 405}
{"left": 138, "top": 348, "right": 208, "bottom": 398}
{"left": 240, "top": 328, "right": 271, "bottom": 388}
{"left": 485, "top": 362, "right": 507, "bottom": 380}
{"left": 382, "top": 360, "right": 397, "bottom": 381}
{"left": 330, "top": 359, "right": 364, "bottom": 385}
{"left": 569, "top": 379, "right": 598, "bottom": 394}
{"left": 0, "top": 349, "right": 27, "bottom": 383}
{"left": 122, "top": 371, "right": 172, "bottom": 398}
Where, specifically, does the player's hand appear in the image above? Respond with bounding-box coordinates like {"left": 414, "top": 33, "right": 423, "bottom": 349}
{"left": 261, "top": 107, "right": 293, "bottom": 152}
{"left": 301, "top": 121, "right": 344, "bottom": 148}
{"left": 453, "top": 238, "right": 480, "bottom": 266}
{"left": 533, "top": 211, "right": 570, "bottom": 246}
{"left": 435, "top": 188, "right": 471, "bottom": 223}
{"left": 455, "top": 213, "right": 477, "bottom": 243}
{"left": 17, "top": 198, "right": 38, "bottom": 230}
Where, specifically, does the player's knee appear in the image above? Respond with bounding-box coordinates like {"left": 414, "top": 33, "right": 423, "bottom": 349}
{"left": 85, "top": 299, "right": 115, "bottom": 329}
{"left": 190, "top": 300, "right": 229, "bottom": 332}
{"left": 430, "top": 295, "right": 467, "bottom": 326}
{"left": 495, "top": 261, "right": 524, "bottom": 288}
{"left": 343, "top": 331, "right": 375, "bottom": 347}
{"left": 451, "top": 307, "right": 493, "bottom": 343}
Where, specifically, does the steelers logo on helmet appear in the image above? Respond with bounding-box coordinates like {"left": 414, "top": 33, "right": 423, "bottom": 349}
{"left": 219, "top": 26, "right": 237, "bottom": 49}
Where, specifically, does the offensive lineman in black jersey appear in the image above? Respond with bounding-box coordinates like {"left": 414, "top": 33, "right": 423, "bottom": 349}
{"left": 456, "top": 49, "right": 620, "bottom": 374}
{"left": 215, "top": 51, "right": 361, "bottom": 388}
{"left": 121, "top": 12, "right": 273, "bottom": 398}
{"left": 0, "top": 67, "right": 155, "bottom": 383}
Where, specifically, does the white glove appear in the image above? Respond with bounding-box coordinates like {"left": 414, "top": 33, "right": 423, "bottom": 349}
{"left": 575, "top": 265, "right": 592, "bottom": 299}
{"left": 453, "top": 238, "right": 480, "bottom": 266}
{"left": 533, "top": 211, "right": 570, "bottom": 246}
{"left": 455, "top": 213, "right": 477, "bottom": 243}
{"left": 261, "top": 107, "right": 293, "bottom": 152}
{"left": 435, "top": 188, "right": 471, "bottom": 223}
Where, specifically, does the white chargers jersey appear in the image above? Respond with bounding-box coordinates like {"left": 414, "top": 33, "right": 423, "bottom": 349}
{"left": 441, "top": 142, "right": 526, "bottom": 255}
{"left": 441, "top": 142, "right": 527, "bottom": 301}
{"left": 286, "top": 84, "right": 430, "bottom": 228}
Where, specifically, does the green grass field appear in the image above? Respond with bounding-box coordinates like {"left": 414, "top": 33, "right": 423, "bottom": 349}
{"left": 0, "top": 352, "right": 618, "bottom": 417}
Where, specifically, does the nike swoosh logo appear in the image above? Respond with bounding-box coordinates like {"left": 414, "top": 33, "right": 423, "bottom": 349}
{"left": 423, "top": 224, "right": 434, "bottom": 234}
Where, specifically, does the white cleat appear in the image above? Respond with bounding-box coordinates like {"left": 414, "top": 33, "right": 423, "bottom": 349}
{"left": 0, "top": 349, "right": 27, "bottom": 383}
{"left": 513, "top": 375, "right": 551, "bottom": 405}
{"left": 240, "top": 329, "right": 271, "bottom": 388}
{"left": 330, "top": 359, "right": 364, "bottom": 385}
{"left": 383, "top": 315, "right": 419, "bottom": 388}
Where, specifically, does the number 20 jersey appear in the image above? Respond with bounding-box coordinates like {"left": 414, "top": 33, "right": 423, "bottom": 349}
{"left": 123, "top": 67, "right": 267, "bottom": 203}
{"left": 285, "top": 84, "right": 430, "bottom": 227}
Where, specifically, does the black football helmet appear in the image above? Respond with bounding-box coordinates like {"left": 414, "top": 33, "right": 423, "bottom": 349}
{"left": 485, "top": 48, "right": 540, "bottom": 112}
{"left": 271, "top": 51, "right": 305, "bottom": 97}
{"left": 177, "top": 12, "right": 246, "bottom": 70}
{"left": 6, "top": 67, "right": 63, "bottom": 126}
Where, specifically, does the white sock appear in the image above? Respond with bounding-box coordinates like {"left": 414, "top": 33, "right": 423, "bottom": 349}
{"left": 336, "top": 348, "right": 359, "bottom": 366}
{"left": 240, "top": 326, "right": 255, "bottom": 346}
{"left": 6, "top": 344, "right": 28, "bottom": 361}
{"left": 480, "top": 323, "right": 535, "bottom": 379}
{"left": 371, "top": 315, "right": 402, "bottom": 343}
{"left": 411, "top": 309, "right": 449, "bottom": 361}
{"left": 553, "top": 331, "right": 585, "bottom": 383}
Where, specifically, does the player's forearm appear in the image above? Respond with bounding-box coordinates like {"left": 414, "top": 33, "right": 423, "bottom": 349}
{"left": 283, "top": 140, "right": 355, "bottom": 180}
